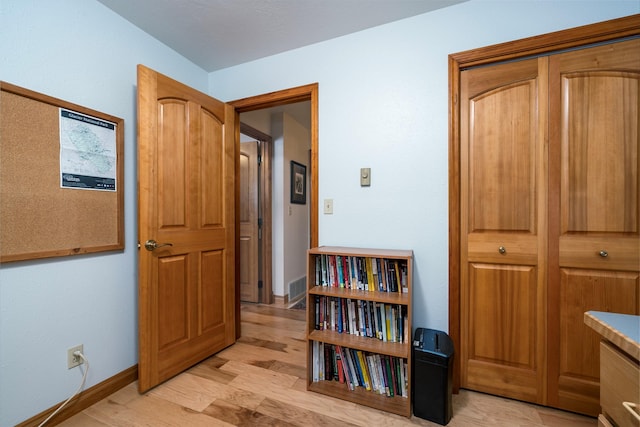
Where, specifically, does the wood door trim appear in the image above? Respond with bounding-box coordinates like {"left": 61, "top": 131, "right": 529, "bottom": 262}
{"left": 230, "top": 83, "right": 318, "bottom": 336}
{"left": 450, "top": 14, "right": 640, "bottom": 68}
{"left": 230, "top": 83, "right": 319, "bottom": 249}
{"left": 448, "top": 14, "right": 640, "bottom": 392}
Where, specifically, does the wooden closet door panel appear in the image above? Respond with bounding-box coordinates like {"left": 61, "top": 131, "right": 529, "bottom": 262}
{"left": 557, "top": 269, "right": 639, "bottom": 414}
{"left": 548, "top": 38, "right": 640, "bottom": 415}
{"left": 460, "top": 57, "right": 548, "bottom": 404}
{"left": 465, "top": 263, "right": 540, "bottom": 402}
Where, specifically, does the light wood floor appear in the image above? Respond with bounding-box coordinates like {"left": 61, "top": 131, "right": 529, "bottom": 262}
{"left": 57, "top": 303, "right": 597, "bottom": 427}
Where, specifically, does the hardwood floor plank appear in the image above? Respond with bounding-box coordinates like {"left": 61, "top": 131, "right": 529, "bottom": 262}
{"left": 225, "top": 362, "right": 414, "bottom": 427}
{"left": 256, "top": 359, "right": 307, "bottom": 380}
{"left": 221, "top": 360, "right": 300, "bottom": 390}
{"left": 240, "top": 322, "right": 306, "bottom": 344}
{"left": 149, "top": 370, "right": 267, "bottom": 413}
{"left": 56, "top": 303, "right": 596, "bottom": 427}
{"left": 255, "top": 397, "right": 359, "bottom": 427}
{"left": 188, "top": 358, "right": 238, "bottom": 385}
{"left": 446, "top": 390, "right": 596, "bottom": 427}
{"left": 50, "top": 412, "right": 110, "bottom": 427}
{"left": 217, "top": 341, "right": 305, "bottom": 367}
{"left": 84, "top": 393, "right": 232, "bottom": 427}
{"left": 203, "top": 399, "right": 298, "bottom": 426}
{"left": 103, "top": 383, "right": 143, "bottom": 406}
{"left": 241, "top": 320, "right": 306, "bottom": 337}
{"left": 237, "top": 335, "right": 293, "bottom": 352}
{"left": 241, "top": 312, "right": 306, "bottom": 332}
{"left": 241, "top": 303, "right": 306, "bottom": 321}
{"left": 536, "top": 406, "right": 599, "bottom": 427}
{"left": 147, "top": 373, "right": 223, "bottom": 412}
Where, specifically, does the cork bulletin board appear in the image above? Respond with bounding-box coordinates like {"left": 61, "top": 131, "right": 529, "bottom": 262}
{"left": 0, "top": 82, "right": 124, "bottom": 262}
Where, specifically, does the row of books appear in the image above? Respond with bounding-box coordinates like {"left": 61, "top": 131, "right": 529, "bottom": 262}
{"left": 314, "top": 295, "right": 409, "bottom": 344}
{"left": 311, "top": 341, "right": 408, "bottom": 398}
{"left": 313, "top": 255, "right": 408, "bottom": 293}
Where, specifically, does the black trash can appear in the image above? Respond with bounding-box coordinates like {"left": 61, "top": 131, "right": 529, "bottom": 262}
{"left": 412, "top": 328, "right": 454, "bottom": 425}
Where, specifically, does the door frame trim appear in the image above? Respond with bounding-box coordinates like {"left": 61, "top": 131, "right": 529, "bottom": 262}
{"left": 230, "top": 83, "right": 319, "bottom": 335}
{"left": 448, "top": 14, "right": 640, "bottom": 392}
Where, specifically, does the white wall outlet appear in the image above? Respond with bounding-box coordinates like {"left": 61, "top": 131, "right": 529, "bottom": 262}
{"left": 67, "top": 344, "right": 84, "bottom": 369}
{"left": 324, "top": 199, "right": 333, "bottom": 214}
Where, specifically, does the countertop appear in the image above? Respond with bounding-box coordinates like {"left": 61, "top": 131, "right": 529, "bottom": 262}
{"left": 584, "top": 310, "right": 640, "bottom": 361}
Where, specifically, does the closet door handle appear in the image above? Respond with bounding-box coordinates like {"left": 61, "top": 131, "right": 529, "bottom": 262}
{"left": 622, "top": 402, "right": 640, "bottom": 422}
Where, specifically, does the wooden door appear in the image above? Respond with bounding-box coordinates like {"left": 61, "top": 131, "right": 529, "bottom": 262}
{"left": 460, "top": 57, "right": 549, "bottom": 404}
{"left": 240, "top": 140, "right": 260, "bottom": 303}
{"left": 137, "top": 65, "right": 236, "bottom": 392}
{"left": 547, "top": 38, "right": 640, "bottom": 415}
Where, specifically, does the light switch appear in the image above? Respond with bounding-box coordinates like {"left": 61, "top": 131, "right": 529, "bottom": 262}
{"left": 360, "top": 168, "right": 371, "bottom": 186}
{"left": 324, "top": 199, "right": 333, "bottom": 214}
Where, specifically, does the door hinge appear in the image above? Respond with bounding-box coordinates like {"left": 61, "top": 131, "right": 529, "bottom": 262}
{"left": 258, "top": 280, "right": 263, "bottom": 289}
{"left": 257, "top": 154, "right": 262, "bottom": 166}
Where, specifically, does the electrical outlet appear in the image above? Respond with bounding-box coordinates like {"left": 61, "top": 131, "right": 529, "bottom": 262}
{"left": 67, "top": 344, "right": 84, "bottom": 369}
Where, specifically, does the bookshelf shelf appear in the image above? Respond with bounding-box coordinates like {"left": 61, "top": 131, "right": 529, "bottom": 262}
{"left": 306, "top": 246, "right": 413, "bottom": 418}
{"left": 309, "top": 285, "right": 410, "bottom": 305}
{"left": 308, "top": 330, "right": 408, "bottom": 358}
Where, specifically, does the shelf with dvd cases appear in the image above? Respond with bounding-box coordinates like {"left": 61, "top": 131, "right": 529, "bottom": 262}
{"left": 306, "top": 246, "right": 413, "bottom": 417}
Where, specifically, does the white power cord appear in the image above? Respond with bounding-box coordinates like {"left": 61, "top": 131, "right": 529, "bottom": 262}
{"left": 38, "top": 351, "right": 90, "bottom": 427}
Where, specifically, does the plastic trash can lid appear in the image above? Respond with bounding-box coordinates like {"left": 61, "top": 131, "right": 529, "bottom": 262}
{"left": 413, "top": 328, "right": 454, "bottom": 358}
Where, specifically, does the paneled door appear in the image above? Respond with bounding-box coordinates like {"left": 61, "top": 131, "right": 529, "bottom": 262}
{"left": 460, "top": 57, "right": 549, "bottom": 404}
{"left": 547, "top": 38, "right": 640, "bottom": 414}
{"left": 240, "top": 140, "right": 260, "bottom": 303}
{"left": 137, "top": 65, "right": 236, "bottom": 392}
{"left": 458, "top": 36, "right": 639, "bottom": 415}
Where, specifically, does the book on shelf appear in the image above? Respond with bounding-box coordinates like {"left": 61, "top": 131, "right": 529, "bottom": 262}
{"left": 312, "top": 295, "right": 408, "bottom": 343}
{"left": 336, "top": 349, "right": 345, "bottom": 384}
{"left": 313, "top": 254, "right": 408, "bottom": 294}
{"left": 311, "top": 341, "right": 408, "bottom": 398}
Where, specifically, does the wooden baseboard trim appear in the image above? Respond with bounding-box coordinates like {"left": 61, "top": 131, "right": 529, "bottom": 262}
{"left": 17, "top": 364, "right": 138, "bottom": 427}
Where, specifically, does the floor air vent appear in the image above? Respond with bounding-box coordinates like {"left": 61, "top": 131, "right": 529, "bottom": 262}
{"left": 287, "top": 276, "right": 306, "bottom": 305}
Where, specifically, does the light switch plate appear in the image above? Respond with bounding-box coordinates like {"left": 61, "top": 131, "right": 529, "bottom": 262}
{"left": 324, "top": 199, "right": 333, "bottom": 214}
{"left": 360, "top": 168, "right": 371, "bottom": 186}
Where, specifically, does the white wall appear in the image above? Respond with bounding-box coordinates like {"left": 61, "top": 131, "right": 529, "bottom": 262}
{"left": 209, "top": 1, "right": 639, "bottom": 334}
{"left": 0, "top": 1, "right": 208, "bottom": 425}
{"left": 277, "top": 113, "right": 311, "bottom": 297}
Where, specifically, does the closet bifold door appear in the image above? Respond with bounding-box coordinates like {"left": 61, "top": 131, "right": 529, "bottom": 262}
{"left": 547, "top": 38, "right": 640, "bottom": 416}
{"left": 459, "top": 56, "right": 549, "bottom": 405}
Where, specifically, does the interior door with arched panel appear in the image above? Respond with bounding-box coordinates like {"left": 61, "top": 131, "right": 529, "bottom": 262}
{"left": 547, "top": 38, "right": 640, "bottom": 415}
{"left": 460, "top": 56, "right": 548, "bottom": 404}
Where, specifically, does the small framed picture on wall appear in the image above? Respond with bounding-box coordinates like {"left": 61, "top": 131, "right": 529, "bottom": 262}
{"left": 290, "top": 160, "right": 306, "bottom": 204}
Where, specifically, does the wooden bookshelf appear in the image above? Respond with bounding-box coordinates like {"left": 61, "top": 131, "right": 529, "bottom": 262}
{"left": 306, "top": 246, "right": 413, "bottom": 417}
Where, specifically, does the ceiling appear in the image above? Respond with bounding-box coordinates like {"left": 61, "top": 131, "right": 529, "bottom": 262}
{"left": 96, "top": 0, "right": 466, "bottom": 73}
{"left": 96, "top": 0, "right": 466, "bottom": 129}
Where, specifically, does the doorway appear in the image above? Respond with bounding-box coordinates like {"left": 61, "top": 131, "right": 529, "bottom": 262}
{"left": 231, "top": 83, "right": 319, "bottom": 336}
